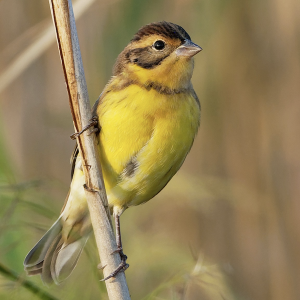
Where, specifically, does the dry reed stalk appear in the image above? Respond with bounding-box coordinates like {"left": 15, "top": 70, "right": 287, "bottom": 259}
{"left": 48, "top": 0, "right": 131, "bottom": 299}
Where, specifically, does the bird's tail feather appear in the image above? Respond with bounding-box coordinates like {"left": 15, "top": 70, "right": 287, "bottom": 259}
{"left": 24, "top": 217, "right": 89, "bottom": 285}
{"left": 24, "top": 218, "right": 62, "bottom": 272}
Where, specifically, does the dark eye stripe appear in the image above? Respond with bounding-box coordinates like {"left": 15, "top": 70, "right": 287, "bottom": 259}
{"left": 125, "top": 46, "right": 170, "bottom": 69}
{"left": 136, "top": 55, "right": 168, "bottom": 69}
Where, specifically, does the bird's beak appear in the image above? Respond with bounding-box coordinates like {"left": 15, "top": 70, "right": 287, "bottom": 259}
{"left": 176, "top": 40, "right": 202, "bottom": 58}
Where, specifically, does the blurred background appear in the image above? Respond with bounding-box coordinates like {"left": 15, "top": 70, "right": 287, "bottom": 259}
{"left": 0, "top": 0, "right": 299, "bottom": 299}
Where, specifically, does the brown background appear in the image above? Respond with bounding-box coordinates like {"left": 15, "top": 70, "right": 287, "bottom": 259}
{"left": 0, "top": 0, "right": 299, "bottom": 299}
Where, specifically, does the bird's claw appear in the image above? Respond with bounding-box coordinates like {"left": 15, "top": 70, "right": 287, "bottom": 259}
{"left": 70, "top": 116, "right": 99, "bottom": 140}
{"left": 100, "top": 249, "right": 129, "bottom": 281}
{"left": 87, "top": 127, "right": 99, "bottom": 136}
{"left": 112, "top": 247, "right": 125, "bottom": 256}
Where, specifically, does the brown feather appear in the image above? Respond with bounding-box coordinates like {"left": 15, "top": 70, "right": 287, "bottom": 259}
{"left": 131, "top": 21, "right": 190, "bottom": 42}
{"left": 25, "top": 262, "right": 43, "bottom": 275}
{"left": 41, "top": 234, "right": 62, "bottom": 284}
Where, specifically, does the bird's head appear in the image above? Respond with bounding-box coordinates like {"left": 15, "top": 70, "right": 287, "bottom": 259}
{"left": 113, "top": 21, "right": 202, "bottom": 91}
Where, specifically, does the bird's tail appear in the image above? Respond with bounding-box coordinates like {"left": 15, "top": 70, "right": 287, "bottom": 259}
{"left": 24, "top": 217, "right": 89, "bottom": 285}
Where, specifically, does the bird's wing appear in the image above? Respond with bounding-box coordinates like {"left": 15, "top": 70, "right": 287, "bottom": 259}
{"left": 69, "top": 94, "right": 102, "bottom": 179}
{"left": 70, "top": 145, "right": 79, "bottom": 180}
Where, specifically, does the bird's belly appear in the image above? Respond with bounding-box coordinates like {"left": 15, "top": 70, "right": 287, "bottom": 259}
{"left": 124, "top": 113, "right": 195, "bottom": 207}
{"left": 98, "top": 88, "right": 199, "bottom": 209}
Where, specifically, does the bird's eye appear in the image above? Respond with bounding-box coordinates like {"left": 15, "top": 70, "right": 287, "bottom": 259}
{"left": 153, "top": 40, "right": 165, "bottom": 50}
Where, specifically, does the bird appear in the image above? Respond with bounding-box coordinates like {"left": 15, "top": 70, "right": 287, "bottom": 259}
{"left": 24, "top": 21, "right": 202, "bottom": 284}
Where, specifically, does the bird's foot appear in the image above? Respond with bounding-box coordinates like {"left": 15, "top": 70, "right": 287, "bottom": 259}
{"left": 70, "top": 116, "right": 99, "bottom": 140}
{"left": 100, "top": 248, "right": 129, "bottom": 281}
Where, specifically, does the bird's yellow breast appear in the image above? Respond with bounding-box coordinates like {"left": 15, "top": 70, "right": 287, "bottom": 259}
{"left": 96, "top": 83, "right": 200, "bottom": 209}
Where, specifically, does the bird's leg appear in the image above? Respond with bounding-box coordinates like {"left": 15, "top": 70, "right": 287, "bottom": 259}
{"left": 100, "top": 215, "right": 129, "bottom": 281}
{"left": 114, "top": 214, "right": 127, "bottom": 259}
{"left": 115, "top": 214, "right": 123, "bottom": 251}
{"left": 70, "top": 116, "right": 99, "bottom": 140}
